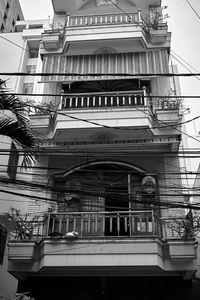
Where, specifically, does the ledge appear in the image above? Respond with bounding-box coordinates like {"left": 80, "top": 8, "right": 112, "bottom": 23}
{"left": 8, "top": 242, "right": 36, "bottom": 262}
{"left": 167, "top": 239, "right": 197, "bottom": 260}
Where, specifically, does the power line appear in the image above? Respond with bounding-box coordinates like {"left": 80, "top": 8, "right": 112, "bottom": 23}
{"left": 170, "top": 52, "right": 200, "bottom": 83}
{"left": 21, "top": 100, "right": 200, "bottom": 145}
{"left": 0, "top": 182, "right": 200, "bottom": 210}
{"left": 2, "top": 72, "right": 200, "bottom": 77}
{"left": 0, "top": 9, "right": 197, "bottom": 188}
{"left": 171, "top": 50, "right": 200, "bottom": 75}
{"left": 186, "top": 0, "right": 200, "bottom": 19}
{"left": 1, "top": 91, "right": 200, "bottom": 98}
{"left": 108, "top": 0, "right": 200, "bottom": 86}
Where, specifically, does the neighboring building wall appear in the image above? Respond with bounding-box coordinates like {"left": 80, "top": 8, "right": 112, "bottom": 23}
{"left": 0, "top": 20, "right": 49, "bottom": 300}
{"left": 0, "top": 0, "right": 24, "bottom": 33}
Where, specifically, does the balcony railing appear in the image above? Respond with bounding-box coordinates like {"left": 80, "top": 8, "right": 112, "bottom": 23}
{"left": 68, "top": 12, "right": 141, "bottom": 28}
{"left": 44, "top": 210, "right": 162, "bottom": 238}
{"left": 9, "top": 210, "right": 190, "bottom": 241}
{"left": 61, "top": 90, "right": 149, "bottom": 110}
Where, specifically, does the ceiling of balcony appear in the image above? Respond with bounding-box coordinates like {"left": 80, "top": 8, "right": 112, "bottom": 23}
{"left": 52, "top": 0, "right": 161, "bottom": 14}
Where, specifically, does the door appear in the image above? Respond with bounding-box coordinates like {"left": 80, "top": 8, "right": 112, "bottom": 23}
{"left": 105, "top": 187, "right": 129, "bottom": 236}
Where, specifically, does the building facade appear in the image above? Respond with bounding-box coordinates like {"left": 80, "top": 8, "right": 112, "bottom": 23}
{"left": 0, "top": 18, "right": 50, "bottom": 300}
{"left": 0, "top": 0, "right": 24, "bottom": 33}
{"left": 1, "top": 0, "right": 198, "bottom": 299}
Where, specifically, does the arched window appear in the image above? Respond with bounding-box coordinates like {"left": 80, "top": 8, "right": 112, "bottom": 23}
{"left": 48, "top": 161, "right": 158, "bottom": 237}
{"left": 94, "top": 47, "right": 117, "bottom": 54}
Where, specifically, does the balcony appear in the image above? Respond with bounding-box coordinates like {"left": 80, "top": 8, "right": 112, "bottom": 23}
{"left": 45, "top": 210, "right": 162, "bottom": 238}
{"left": 7, "top": 210, "right": 197, "bottom": 278}
{"left": 42, "top": 30, "right": 63, "bottom": 50}
{"left": 61, "top": 90, "right": 148, "bottom": 110}
{"left": 154, "top": 98, "right": 181, "bottom": 126}
{"left": 40, "top": 11, "right": 170, "bottom": 54}
{"left": 67, "top": 12, "right": 142, "bottom": 28}
{"left": 53, "top": 89, "right": 155, "bottom": 142}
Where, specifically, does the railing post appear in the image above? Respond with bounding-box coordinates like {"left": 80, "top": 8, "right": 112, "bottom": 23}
{"left": 60, "top": 89, "right": 64, "bottom": 109}
{"left": 162, "top": 220, "right": 167, "bottom": 240}
{"left": 65, "top": 11, "right": 70, "bottom": 27}
{"left": 142, "top": 86, "right": 147, "bottom": 106}
{"left": 151, "top": 210, "right": 155, "bottom": 235}
{"left": 138, "top": 9, "right": 141, "bottom": 23}
{"left": 45, "top": 213, "right": 51, "bottom": 237}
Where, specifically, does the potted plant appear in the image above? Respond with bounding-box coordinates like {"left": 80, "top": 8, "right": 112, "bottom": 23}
{"left": 42, "top": 22, "right": 65, "bottom": 50}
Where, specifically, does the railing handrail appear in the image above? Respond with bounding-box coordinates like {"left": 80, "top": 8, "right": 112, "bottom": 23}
{"left": 68, "top": 12, "right": 139, "bottom": 19}
{"left": 47, "top": 210, "right": 156, "bottom": 216}
{"left": 61, "top": 90, "right": 144, "bottom": 97}
{"left": 67, "top": 11, "right": 141, "bottom": 28}
{"left": 61, "top": 89, "right": 146, "bottom": 98}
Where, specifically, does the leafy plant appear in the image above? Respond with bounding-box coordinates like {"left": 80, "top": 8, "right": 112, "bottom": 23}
{"left": 15, "top": 292, "right": 34, "bottom": 300}
{"left": 145, "top": 6, "right": 169, "bottom": 30}
{"left": 24, "top": 98, "right": 58, "bottom": 117}
{"left": 0, "top": 80, "right": 36, "bottom": 167}
{"left": 167, "top": 210, "right": 200, "bottom": 239}
{"left": 8, "top": 208, "right": 43, "bottom": 240}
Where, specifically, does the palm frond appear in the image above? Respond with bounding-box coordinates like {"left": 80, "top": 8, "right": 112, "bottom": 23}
{"left": 0, "top": 117, "right": 37, "bottom": 167}
{"left": 0, "top": 80, "right": 28, "bottom": 126}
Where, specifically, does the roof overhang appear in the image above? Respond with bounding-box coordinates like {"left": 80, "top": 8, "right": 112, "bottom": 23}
{"left": 51, "top": 0, "right": 161, "bottom": 14}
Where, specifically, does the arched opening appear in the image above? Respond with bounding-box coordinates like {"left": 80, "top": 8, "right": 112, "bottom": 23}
{"left": 51, "top": 161, "right": 158, "bottom": 237}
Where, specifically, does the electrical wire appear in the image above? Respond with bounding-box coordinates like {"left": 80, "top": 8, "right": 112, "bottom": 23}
{"left": 171, "top": 50, "right": 200, "bottom": 75}
{"left": 1, "top": 72, "right": 200, "bottom": 77}
{"left": 0, "top": 181, "right": 200, "bottom": 210}
{"left": 186, "top": 0, "right": 200, "bottom": 19}
{"left": 0, "top": 174, "right": 199, "bottom": 199}
{"left": 2, "top": 91, "right": 200, "bottom": 98}
{"left": 0, "top": 5, "right": 199, "bottom": 205}
{"left": 170, "top": 53, "right": 200, "bottom": 83}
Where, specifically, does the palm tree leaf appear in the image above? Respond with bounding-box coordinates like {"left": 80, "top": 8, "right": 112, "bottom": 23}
{"left": 0, "top": 79, "right": 37, "bottom": 167}
{"left": 0, "top": 117, "right": 37, "bottom": 167}
{"left": 0, "top": 80, "right": 28, "bottom": 126}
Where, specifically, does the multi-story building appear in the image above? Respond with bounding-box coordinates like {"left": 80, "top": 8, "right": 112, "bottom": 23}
{"left": 0, "top": 0, "right": 24, "bottom": 33}
{"left": 0, "top": 18, "right": 50, "bottom": 300}
{"left": 1, "top": 0, "right": 198, "bottom": 299}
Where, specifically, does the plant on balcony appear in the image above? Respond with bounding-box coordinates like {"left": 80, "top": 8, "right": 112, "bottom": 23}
{"left": 15, "top": 292, "right": 34, "bottom": 300}
{"left": 8, "top": 207, "right": 43, "bottom": 240}
{"left": 145, "top": 6, "right": 169, "bottom": 31}
{"left": 24, "top": 98, "right": 58, "bottom": 118}
{"left": 43, "top": 21, "right": 66, "bottom": 43}
{"left": 167, "top": 210, "right": 200, "bottom": 240}
{"left": 154, "top": 89, "right": 181, "bottom": 110}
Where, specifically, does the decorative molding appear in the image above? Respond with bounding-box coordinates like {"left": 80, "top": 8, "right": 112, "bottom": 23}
{"left": 89, "top": 131, "right": 117, "bottom": 140}
{"left": 38, "top": 137, "right": 180, "bottom": 147}
{"left": 95, "top": 0, "right": 117, "bottom": 6}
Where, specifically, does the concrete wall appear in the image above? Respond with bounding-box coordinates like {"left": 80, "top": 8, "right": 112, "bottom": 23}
{"left": 0, "top": 32, "right": 24, "bottom": 91}
{"left": 0, "top": 0, "right": 24, "bottom": 33}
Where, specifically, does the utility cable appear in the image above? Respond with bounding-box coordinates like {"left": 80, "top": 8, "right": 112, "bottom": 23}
{"left": 186, "top": 0, "right": 200, "bottom": 19}
{"left": 1, "top": 72, "right": 200, "bottom": 77}
{"left": 0, "top": 11, "right": 198, "bottom": 188}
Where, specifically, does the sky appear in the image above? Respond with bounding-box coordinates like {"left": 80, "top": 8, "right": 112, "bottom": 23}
{"left": 19, "top": 0, "right": 200, "bottom": 136}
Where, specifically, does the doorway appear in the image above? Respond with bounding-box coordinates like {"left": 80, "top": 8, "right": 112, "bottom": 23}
{"left": 105, "top": 186, "right": 129, "bottom": 236}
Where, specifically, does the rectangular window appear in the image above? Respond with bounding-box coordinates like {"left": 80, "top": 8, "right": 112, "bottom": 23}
{"left": 7, "top": 142, "right": 19, "bottom": 181}
{"left": 3, "top": 13, "right": 7, "bottom": 22}
{"left": 29, "top": 24, "right": 43, "bottom": 29}
{"left": 0, "top": 24, "right": 4, "bottom": 32}
{"left": 23, "top": 83, "right": 34, "bottom": 94}
{"left": 6, "top": 2, "right": 10, "bottom": 10}
{"left": 26, "top": 65, "right": 36, "bottom": 74}
{"left": 29, "top": 49, "right": 39, "bottom": 58}
{"left": 0, "top": 224, "right": 7, "bottom": 265}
